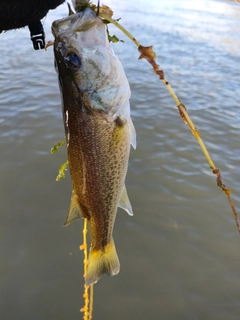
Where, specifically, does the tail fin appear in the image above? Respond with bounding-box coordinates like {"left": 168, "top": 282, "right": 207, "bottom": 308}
{"left": 85, "top": 238, "right": 120, "bottom": 286}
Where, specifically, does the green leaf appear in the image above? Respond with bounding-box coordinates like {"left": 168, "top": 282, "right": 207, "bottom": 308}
{"left": 108, "top": 34, "right": 124, "bottom": 43}
{"left": 56, "top": 160, "right": 69, "bottom": 181}
{"left": 50, "top": 141, "right": 65, "bottom": 154}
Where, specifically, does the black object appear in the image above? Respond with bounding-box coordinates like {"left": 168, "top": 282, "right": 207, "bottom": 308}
{"left": 0, "top": 0, "right": 64, "bottom": 50}
{"left": 28, "top": 20, "right": 45, "bottom": 50}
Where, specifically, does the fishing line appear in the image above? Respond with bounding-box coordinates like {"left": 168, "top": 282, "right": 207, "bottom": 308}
{"left": 234, "top": 0, "right": 240, "bottom": 5}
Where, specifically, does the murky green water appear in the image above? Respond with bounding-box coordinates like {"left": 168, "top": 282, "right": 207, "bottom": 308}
{"left": 1, "top": 0, "right": 240, "bottom": 319}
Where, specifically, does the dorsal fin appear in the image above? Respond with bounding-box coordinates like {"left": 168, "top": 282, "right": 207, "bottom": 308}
{"left": 118, "top": 185, "right": 133, "bottom": 216}
{"left": 63, "top": 190, "right": 84, "bottom": 226}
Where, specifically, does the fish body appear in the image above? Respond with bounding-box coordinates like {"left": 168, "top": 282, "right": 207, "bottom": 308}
{"left": 52, "top": 8, "right": 136, "bottom": 286}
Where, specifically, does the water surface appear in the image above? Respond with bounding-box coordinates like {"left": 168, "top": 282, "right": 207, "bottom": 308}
{"left": 0, "top": 0, "right": 240, "bottom": 319}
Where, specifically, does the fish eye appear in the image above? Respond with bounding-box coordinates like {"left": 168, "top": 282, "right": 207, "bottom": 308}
{"left": 64, "top": 52, "right": 81, "bottom": 70}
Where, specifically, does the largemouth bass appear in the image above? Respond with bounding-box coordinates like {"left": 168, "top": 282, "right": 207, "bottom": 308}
{"left": 52, "top": 7, "right": 136, "bottom": 286}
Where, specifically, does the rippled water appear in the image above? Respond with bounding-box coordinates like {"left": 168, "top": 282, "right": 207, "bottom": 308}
{"left": 1, "top": 0, "right": 240, "bottom": 319}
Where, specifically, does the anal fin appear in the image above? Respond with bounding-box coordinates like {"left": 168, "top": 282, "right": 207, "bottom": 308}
{"left": 118, "top": 185, "right": 133, "bottom": 216}
{"left": 63, "top": 190, "right": 83, "bottom": 226}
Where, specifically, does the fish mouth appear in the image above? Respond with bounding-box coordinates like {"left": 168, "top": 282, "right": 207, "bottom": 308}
{"left": 52, "top": 7, "right": 97, "bottom": 39}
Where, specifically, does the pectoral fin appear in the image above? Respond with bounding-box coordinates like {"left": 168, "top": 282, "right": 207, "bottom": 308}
{"left": 118, "top": 185, "right": 133, "bottom": 216}
{"left": 63, "top": 190, "right": 83, "bottom": 226}
{"left": 130, "top": 118, "right": 137, "bottom": 149}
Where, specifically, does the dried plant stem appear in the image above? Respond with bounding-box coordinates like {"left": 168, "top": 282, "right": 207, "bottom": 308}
{"left": 148, "top": 65, "right": 240, "bottom": 232}
{"left": 100, "top": 13, "right": 240, "bottom": 232}
{"left": 80, "top": 219, "right": 94, "bottom": 319}
{"left": 160, "top": 78, "right": 240, "bottom": 230}
{"left": 89, "top": 284, "right": 94, "bottom": 320}
{"left": 162, "top": 79, "right": 216, "bottom": 170}
{"left": 152, "top": 65, "right": 239, "bottom": 232}
{"left": 80, "top": 219, "right": 89, "bottom": 319}
{"left": 227, "top": 194, "right": 240, "bottom": 231}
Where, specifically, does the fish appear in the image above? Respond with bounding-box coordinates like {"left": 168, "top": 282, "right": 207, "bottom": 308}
{"left": 52, "top": 7, "right": 136, "bottom": 286}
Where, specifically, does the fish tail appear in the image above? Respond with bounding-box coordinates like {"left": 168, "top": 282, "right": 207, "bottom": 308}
{"left": 85, "top": 238, "right": 120, "bottom": 286}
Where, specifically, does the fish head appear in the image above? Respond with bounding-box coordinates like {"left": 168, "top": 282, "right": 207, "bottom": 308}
{"left": 52, "top": 7, "right": 131, "bottom": 118}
